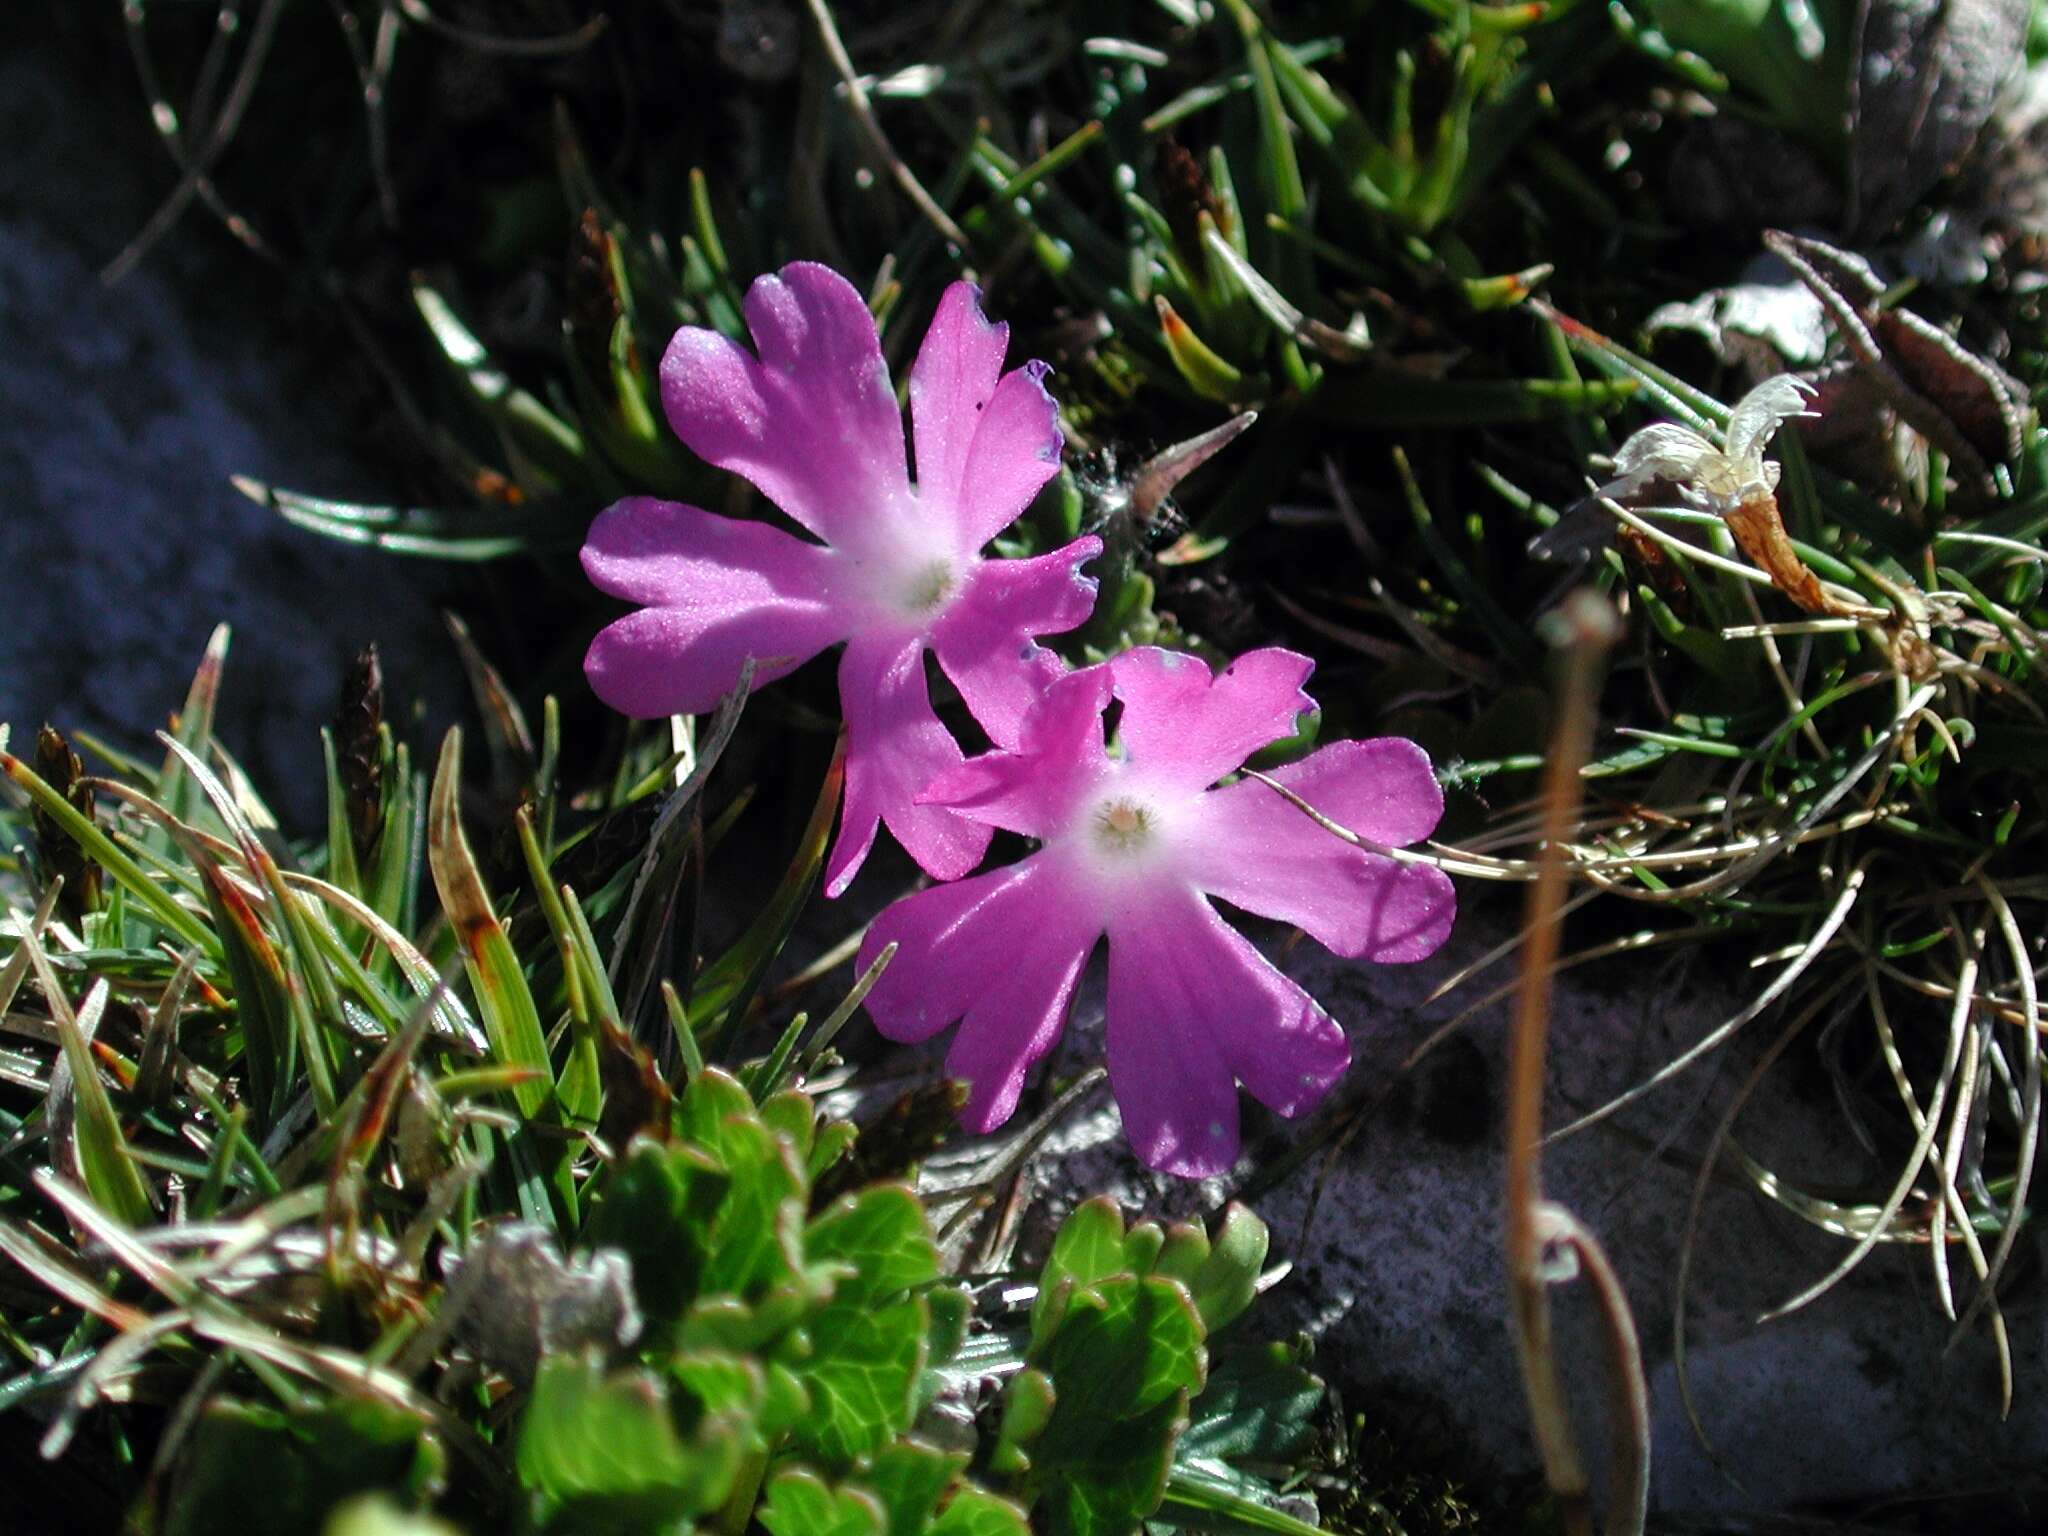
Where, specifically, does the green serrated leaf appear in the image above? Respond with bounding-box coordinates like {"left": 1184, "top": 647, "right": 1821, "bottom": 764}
{"left": 758, "top": 1469, "right": 887, "bottom": 1536}
{"left": 1023, "top": 1275, "right": 1208, "bottom": 1536}
{"left": 862, "top": 1440, "right": 965, "bottom": 1536}
{"left": 789, "top": 1291, "right": 930, "bottom": 1466}
{"left": 927, "top": 1488, "right": 1033, "bottom": 1536}
{"left": 1185, "top": 1205, "right": 1270, "bottom": 1334}
{"left": 758, "top": 1088, "right": 817, "bottom": 1161}
{"left": 1034, "top": 1391, "right": 1186, "bottom": 1536}
{"left": 698, "top": 1115, "right": 807, "bottom": 1301}
{"left": 583, "top": 1136, "right": 730, "bottom": 1327}
{"left": 675, "top": 1067, "right": 757, "bottom": 1145}
{"left": 1176, "top": 1339, "right": 1323, "bottom": 1468}
{"left": 808, "top": 1119, "right": 859, "bottom": 1183}
{"left": 807, "top": 1185, "right": 941, "bottom": 1306}
{"left": 1122, "top": 1220, "right": 1166, "bottom": 1275}
{"left": 1030, "top": 1197, "right": 1126, "bottom": 1354}
{"left": 1046, "top": 1275, "right": 1207, "bottom": 1419}
{"left": 517, "top": 1355, "right": 737, "bottom": 1531}
{"left": 1151, "top": 1224, "right": 1211, "bottom": 1290}
{"left": 990, "top": 1367, "right": 1056, "bottom": 1478}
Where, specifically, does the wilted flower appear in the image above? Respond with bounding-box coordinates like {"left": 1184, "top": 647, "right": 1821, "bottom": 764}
{"left": 1606, "top": 373, "right": 1816, "bottom": 508}
{"left": 583, "top": 263, "right": 1102, "bottom": 895}
{"left": 857, "top": 647, "right": 1456, "bottom": 1177}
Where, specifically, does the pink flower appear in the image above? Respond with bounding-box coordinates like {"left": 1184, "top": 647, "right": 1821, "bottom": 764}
{"left": 582, "top": 263, "right": 1103, "bottom": 896}
{"left": 858, "top": 646, "right": 1457, "bottom": 1177}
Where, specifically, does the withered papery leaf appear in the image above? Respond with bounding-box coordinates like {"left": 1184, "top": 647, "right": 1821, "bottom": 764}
{"left": 1725, "top": 491, "right": 1868, "bottom": 618}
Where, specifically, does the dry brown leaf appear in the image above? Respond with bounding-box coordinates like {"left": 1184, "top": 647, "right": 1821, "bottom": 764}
{"left": 1724, "top": 491, "right": 1871, "bottom": 618}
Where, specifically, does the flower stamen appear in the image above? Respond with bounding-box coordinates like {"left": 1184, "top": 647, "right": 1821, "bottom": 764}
{"left": 1093, "top": 796, "right": 1154, "bottom": 852}
{"left": 904, "top": 558, "right": 957, "bottom": 614}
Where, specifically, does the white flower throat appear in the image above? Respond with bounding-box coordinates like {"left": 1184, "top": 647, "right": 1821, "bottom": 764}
{"left": 1092, "top": 796, "right": 1155, "bottom": 853}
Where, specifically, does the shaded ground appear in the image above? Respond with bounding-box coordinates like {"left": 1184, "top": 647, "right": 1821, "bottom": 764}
{"left": 0, "top": 27, "right": 463, "bottom": 827}
{"left": 855, "top": 892, "right": 2048, "bottom": 1522}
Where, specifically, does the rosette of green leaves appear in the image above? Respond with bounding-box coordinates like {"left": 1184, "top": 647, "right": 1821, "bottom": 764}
{"left": 515, "top": 1066, "right": 1023, "bottom": 1535}
{"left": 988, "top": 1197, "right": 1324, "bottom": 1536}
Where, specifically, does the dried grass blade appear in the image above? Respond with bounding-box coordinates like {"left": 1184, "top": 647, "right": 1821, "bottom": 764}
{"left": 1952, "top": 881, "right": 2040, "bottom": 1388}
{"left": 30, "top": 951, "right": 153, "bottom": 1228}
{"left": 1929, "top": 931, "right": 1987, "bottom": 1324}
{"left": 0, "top": 1220, "right": 152, "bottom": 1330}
{"left": 1545, "top": 861, "right": 1869, "bottom": 1144}
{"left": 0, "top": 880, "right": 66, "bottom": 1021}
{"left": 32, "top": 1171, "right": 193, "bottom": 1308}
{"left": 427, "top": 730, "right": 555, "bottom": 1121}
{"left": 285, "top": 871, "right": 482, "bottom": 1051}
{"left": 1759, "top": 969, "right": 1972, "bottom": 1320}
{"left": 135, "top": 947, "right": 201, "bottom": 1108}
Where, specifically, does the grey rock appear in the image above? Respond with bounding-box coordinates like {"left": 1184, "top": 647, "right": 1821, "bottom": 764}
{"left": 1900, "top": 61, "right": 2048, "bottom": 287}
{"left": 882, "top": 903, "right": 2048, "bottom": 1520}
{"left": 1667, "top": 0, "right": 2032, "bottom": 242}
{"left": 0, "top": 39, "right": 460, "bottom": 827}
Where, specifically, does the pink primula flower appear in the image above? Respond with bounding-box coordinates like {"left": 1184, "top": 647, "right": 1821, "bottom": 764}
{"left": 858, "top": 646, "right": 1457, "bottom": 1178}
{"left": 582, "top": 262, "right": 1102, "bottom": 895}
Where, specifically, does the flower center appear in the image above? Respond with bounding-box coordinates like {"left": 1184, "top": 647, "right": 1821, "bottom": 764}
{"left": 1694, "top": 452, "right": 1748, "bottom": 503}
{"left": 903, "top": 557, "right": 958, "bottom": 615}
{"left": 1091, "top": 796, "right": 1155, "bottom": 854}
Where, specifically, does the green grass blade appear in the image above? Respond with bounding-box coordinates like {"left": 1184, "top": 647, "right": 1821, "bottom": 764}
{"left": 32, "top": 958, "right": 153, "bottom": 1229}
{"left": 0, "top": 753, "right": 216, "bottom": 957}
{"left": 157, "top": 624, "right": 229, "bottom": 833}
{"left": 426, "top": 730, "right": 557, "bottom": 1123}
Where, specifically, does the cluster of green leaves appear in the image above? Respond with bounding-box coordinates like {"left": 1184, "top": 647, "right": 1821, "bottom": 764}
{"left": 990, "top": 1198, "right": 1322, "bottom": 1536}
{"left": 511, "top": 1068, "right": 1001, "bottom": 1536}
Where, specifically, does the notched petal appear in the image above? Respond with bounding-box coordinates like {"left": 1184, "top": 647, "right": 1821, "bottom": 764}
{"left": 952, "top": 360, "right": 1065, "bottom": 550}
{"left": 858, "top": 860, "right": 1100, "bottom": 1132}
{"left": 909, "top": 280, "right": 1008, "bottom": 505}
{"left": 658, "top": 262, "right": 910, "bottom": 545}
{"left": 1723, "top": 373, "right": 1817, "bottom": 467}
{"left": 1111, "top": 646, "right": 1316, "bottom": 791}
{"left": 1107, "top": 890, "right": 1351, "bottom": 1178}
{"left": 929, "top": 538, "right": 1103, "bottom": 749}
{"left": 1609, "top": 423, "right": 1714, "bottom": 491}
